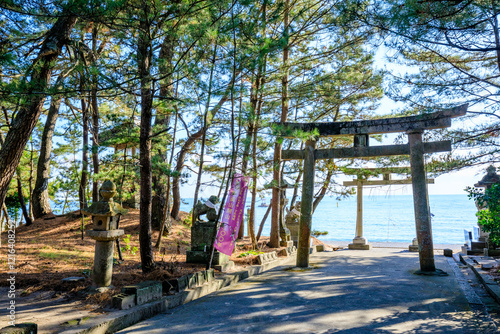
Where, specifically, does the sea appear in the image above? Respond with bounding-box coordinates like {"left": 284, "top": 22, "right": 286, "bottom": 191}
{"left": 10, "top": 194, "right": 475, "bottom": 246}
{"left": 180, "top": 194, "right": 478, "bottom": 245}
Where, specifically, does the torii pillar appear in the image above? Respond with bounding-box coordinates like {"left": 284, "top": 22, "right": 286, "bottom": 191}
{"left": 408, "top": 130, "right": 436, "bottom": 273}
{"left": 350, "top": 177, "right": 369, "bottom": 250}
{"left": 297, "top": 140, "right": 316, "bottom": 267}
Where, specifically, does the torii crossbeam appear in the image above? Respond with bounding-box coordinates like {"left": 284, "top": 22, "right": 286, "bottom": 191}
{"left": 278, "top": 104, "right": 467, "bottom": 274}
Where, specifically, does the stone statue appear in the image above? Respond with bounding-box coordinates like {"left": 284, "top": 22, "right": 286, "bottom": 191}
{"left": 187, "top": 195, "right": 230, "bottom": 266}
{"left": 285, "top": 201, "right": 301, "bottom": 246}
{"left": 279, "top": 196, "right": 292, "bottom": 246}
{"left": 193, "top": 195, "right": 219, "bottom": 222}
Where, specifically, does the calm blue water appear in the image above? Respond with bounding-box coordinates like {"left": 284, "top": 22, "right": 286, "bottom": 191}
{"left": 181, "top": 194, "right": 478, "bottom": 245}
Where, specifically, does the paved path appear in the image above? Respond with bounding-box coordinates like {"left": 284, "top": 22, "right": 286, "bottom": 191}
{"left": 118, "top": 249, "right": 498, "bottom": 333}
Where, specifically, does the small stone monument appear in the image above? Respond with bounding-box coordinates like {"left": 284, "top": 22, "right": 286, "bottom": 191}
{"left": 285, "top": 201, "right": 301, "bottom": 247}
{"left": 82, "top": 180, "right": 128, "bottom": 290}
{"left": 186, "top": 196, "right": 231, "bottom": 268}
{"left": 409, "top": 237, "right": 419, "bottom": 252}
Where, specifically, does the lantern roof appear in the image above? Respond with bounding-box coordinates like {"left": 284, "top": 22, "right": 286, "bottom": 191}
{"left": 81, "top": 180, "right": 128, "bottom": 216}
{"left": 474, "top": 165, "right": 500, "bottom": 188}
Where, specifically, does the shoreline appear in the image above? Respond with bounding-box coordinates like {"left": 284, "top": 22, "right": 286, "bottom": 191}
{"left": 321, "top": 240, "right": 462, "bottom": 251}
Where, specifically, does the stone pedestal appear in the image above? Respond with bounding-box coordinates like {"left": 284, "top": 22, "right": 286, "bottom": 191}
{"left": 86, "top": 229, "right": 124, "bottom": 288}
{"left": 187, "top": 219, "right": 230, "bottom": 267}
{"left": 186, "top": 249, "right": 229, "bottom": 265}
{"left": 348, "top": 236, "right": 371, "bottom": 250}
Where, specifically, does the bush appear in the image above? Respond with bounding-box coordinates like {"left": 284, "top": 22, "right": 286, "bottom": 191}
{"left": 467, "top": 183, "right": 500, "bottom": 246}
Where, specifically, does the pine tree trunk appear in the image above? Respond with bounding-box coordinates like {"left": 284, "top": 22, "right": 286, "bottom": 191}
{"left": 0, "top": 14, "right": 77, "bottom": 208}
{"left": 248, "top": 121, "right": 259, "bottom": 248}
{"left": 152, "top": 34, "right": 175, "bottom": 229}
{"left": 28, "top": 139, "right": 34, "bottom": 221}
{"left": 91, "top": 26, "right": 100, "bottom": 203}
{"left": 91, "top": 91, "right": 99, "bottom": 202}
{"left": 79, "top": 78, "right": 89, "bottom": 212}
{"left": 16, "top": 169, "right": 32, "bottom": 226}
{"left": 138, "top": 6, "right": 156, "bottom": 273}
{"left": 270, "top": 0, "right": 290, "bottom": 248}
{"left": 33, "top": 96, "right": 61, "bottom": 218}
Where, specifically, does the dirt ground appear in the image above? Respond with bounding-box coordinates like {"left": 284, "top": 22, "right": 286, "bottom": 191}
{"left": 0, "top": 209, "right": 332, "bottom": 332}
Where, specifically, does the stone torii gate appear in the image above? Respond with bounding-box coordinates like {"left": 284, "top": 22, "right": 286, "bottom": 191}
{"left": 343, "top": 168, "right": 434, "bottom": 250}
{"left": 279, "top": 104, "right": 467, "bottom": 274}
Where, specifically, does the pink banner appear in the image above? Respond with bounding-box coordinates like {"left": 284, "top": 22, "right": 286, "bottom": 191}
{"left": 214, "top": 174, "right": 249, "bottom": 255}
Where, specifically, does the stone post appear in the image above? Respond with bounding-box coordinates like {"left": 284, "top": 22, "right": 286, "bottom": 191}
{"left": 297, "top": 140, "right": 315, "bottom": 268}
{"left": 408, "top": 131, "right": 436, "bottom": 273}
{"left": 356, "top": 180, "right": 363, "bottom": 238}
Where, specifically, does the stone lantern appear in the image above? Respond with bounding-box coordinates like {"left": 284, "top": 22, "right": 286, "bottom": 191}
{"left": 474, "top": 165, "right": 500, "bottom": 246}
{"left": 82, "top": 180, "right": 128, "bottom": 289}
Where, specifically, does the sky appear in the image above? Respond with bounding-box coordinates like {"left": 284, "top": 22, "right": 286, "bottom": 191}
{"left": 179, "top": 91, "right": 489, "bottom": 200}
{"left": 180, "top": 155, "right": 488, "bottom": 199}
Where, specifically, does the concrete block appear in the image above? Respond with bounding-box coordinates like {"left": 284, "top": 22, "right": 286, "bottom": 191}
{"left": 471, "top": 241, "right": 487, "bottom": 250}
{"left": 443, "top": 249, "right": 453, "bottom": 257}
{"left": 204, "top": 269, "right": 215, "bottom": 282}
{"left": 481, "top": 263, "right": 495, "bottom": 270}
{"left": 196, "top": 271, "right": 206, "bottom": 285}
{"left": 484, "top": 281, "right": 500, "bottom": 305}
{"left": 177, "top": 276, "right": 188, "bottom": 291}
{"left": 166, "top": 275, "right": 188, "bottom": 293}
{"left": 0, "top": 323, "right": 37, "bottom": 334}
{"left": 112, "top": 293, "right": 136, "bottom": 310}
{"left": 348, "top": 243, "right": 371, "bottom": 250}
{"left": 122, "top": 281, "right": 162, "bottom": 306}
{"left": 278, "top": 248, "right": 288, "bottom": 257}
{"left": 186, "top": 250, "right": 229, "bottom": 265}
{"left": 257, "top": 252, "right": 278, "bottom": 265}
{"left": 186, "top": 274, "right": 197, "bottom": 288}
{"left": 162, "top": 280, "right": 175, "bottom": 294}
{"left": 487, "top": 249, "right": 500, "bottom": 256}
{"left": 213, "top": 261, "right": 234, "bottom": 272}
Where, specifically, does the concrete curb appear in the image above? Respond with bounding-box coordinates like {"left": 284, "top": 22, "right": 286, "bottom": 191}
{"left": 459, "top": 254, "right": 500, "bottom": 305}
{"left": 58, "top": 254, "right": 298, "bottom": 334}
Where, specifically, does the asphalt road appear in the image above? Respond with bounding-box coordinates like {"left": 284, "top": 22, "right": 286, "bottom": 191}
{"left": 118, "top": 248, "right": 498, "bottom": 333}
